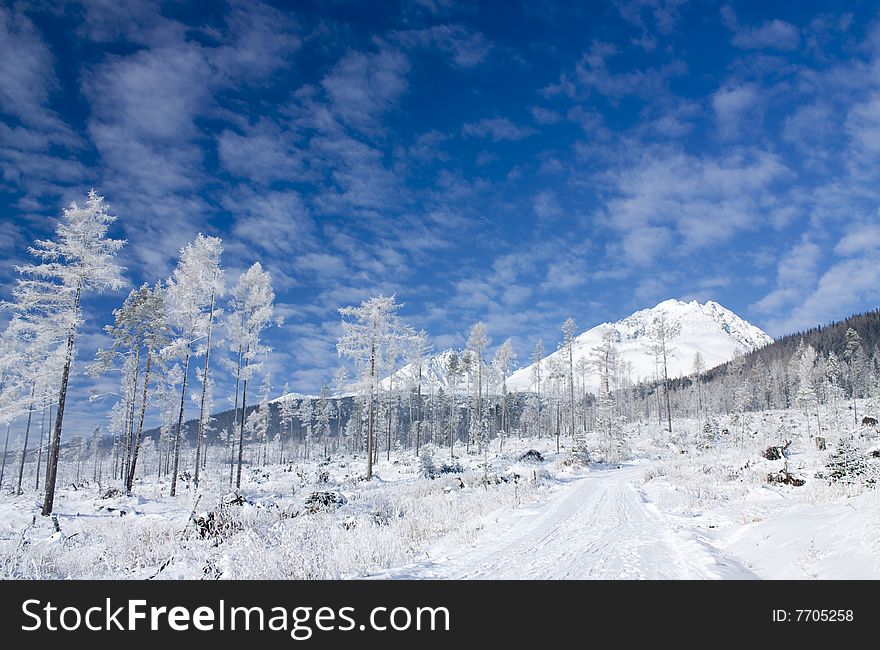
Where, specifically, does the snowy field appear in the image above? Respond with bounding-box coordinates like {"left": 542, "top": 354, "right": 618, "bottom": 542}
{"left": 2, "top": 404, "right": 878, "bottom": 580}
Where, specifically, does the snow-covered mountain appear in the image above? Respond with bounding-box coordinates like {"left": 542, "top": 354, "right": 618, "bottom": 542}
{"left": 381, "top": 299, "right": 771, "bottom": 395}
{"left": 379, "top": 348, "right": 479, "bottom": 393}
{"left": 506, "top": 299, "right": 772, "bottom": 391}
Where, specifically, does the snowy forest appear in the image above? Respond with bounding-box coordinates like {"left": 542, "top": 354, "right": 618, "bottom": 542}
{"left": 0, "top": 191, "right": 878, "bottom": 580}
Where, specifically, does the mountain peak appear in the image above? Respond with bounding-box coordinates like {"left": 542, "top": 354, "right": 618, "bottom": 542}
{"left": 380, "top": 299, "right": 772, "bottom": 395}
{"left": 507, "top": 298, "right": 772, "bottom": 392}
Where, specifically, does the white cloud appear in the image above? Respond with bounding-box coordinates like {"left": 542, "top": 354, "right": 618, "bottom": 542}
{"left": 712, "top": 83, "right": 760, "bottom": 139}
{"left": 764, "top": 256, "right": 880, "bottom": 335}
{"left": 600, "top": 147, "right": 791, "bottom": 267}
{"left": 217, "top": 121, "right": 311, "bottom": 184}
{"left": 834, "top": 221, "right": 880, "bottom": 256}
{"left": 393, "top": 24, "right": 492, "bottom": 68}
{"left": 0, "top": 7, "right": 63, "bottom": 130}
{"left": 533, "top": 190, "right": 563, "bottom": 221}
{"left": 751, "top": 239, "right": 821, "bottom": 316}
{"left": 573, "top": 39, "right": 686, "bottom": 99}
{"left": 320, "top": 48, "right": 410, "bottom": 135}
{"left": 732, "top": 19, "right": 800, "bottom": 51}
{"left": 530, "top": 106, "right": 563, "bottom": 125}
{"left": 462, "top": 117, "right": 536, "bottom": 141}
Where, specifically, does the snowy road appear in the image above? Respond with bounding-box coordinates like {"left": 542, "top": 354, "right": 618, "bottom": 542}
{"left": 374, "top": 465, "right": 757, "bottom": 580}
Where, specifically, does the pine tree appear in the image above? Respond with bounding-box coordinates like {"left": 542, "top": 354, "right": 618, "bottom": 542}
{"left": 826, "top": 436, "right": 875, "bottom": 488}
{"left": 445, "top": 352, "right": 460, "bottom": 457}
{"left": 5, "top": 191, "right": 125, "bottom": 515}
{"left": 229, "top": 263, "right": 277, "bottom": 489}
{"left": 163, "top": 235, "right": 223, "bottom": 496}
{"left": 844, "top": 328, "right": 865, "bottom": 426}
{"left": 89, "top": 282, "right": 169, "bottom": 494}
{"left": 337, "top": 295, "right": 408, "bottom": 479}
{"left": 279, "top": 387, "right": 297, "bottom": 464}
{"left": 318, "top": 382, "right": 334, "bottom": 458}
{"left": 406, "top": 329, "right": 431, "bottom": 455}
{"left": 592, "top": 327, "right": 626, "bottom": 463}
{"left": 492, "top": 337, "right": 516, "bottom": 452}
{"left": 794, "top": 342, "right": 820, "bottom": 438}
{"left": 466, "top": 322, "right": 489, "bottom": 453}
{"left": 530, "top": 339, "right": 545, "bottom": 436}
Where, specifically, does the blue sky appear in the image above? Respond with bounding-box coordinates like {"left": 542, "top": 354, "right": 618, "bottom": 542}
{"left": 2, "top": 0, "right": 880, "bottom": 430}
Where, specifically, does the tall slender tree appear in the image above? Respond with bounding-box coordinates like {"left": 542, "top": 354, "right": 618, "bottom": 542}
{"left": 337, "top": 295, "right": 407, "bottom": 479}
{"left": 164, "top": 234, "right": 223, "bottom": 497}
{"left": 406, "top": 329, "right": 431, "bottom": 455}
{"left": 230, "top": 263, "right": 277, "bottom": 489}
{"left": 492, "top": 338, "right": 516, "bottom": 452}
{"left": 5, "top": 191, "right": 125, "bottom": 516}
{"left": 466, "top": 322, "right": 489, "bottom": 453}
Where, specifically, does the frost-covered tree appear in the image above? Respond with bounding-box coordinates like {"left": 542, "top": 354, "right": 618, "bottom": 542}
{"left": 337, "top": 295, "right": 407, "bottom": 479}
{"left": 466, "top": 322, "right": 489, "bottom": 453}
{"left": 530, "top": 339, "right": 545, "bottom": 435}
{"left": 252, "top": 375, "right": 271, "bottom": 465}
{"left": 445, "top": 351, "right": 461, "bottom": 457}
{"left": 492, "top": 337, "right": 516, "bottom": 452}
{"left": 793, "top": 341, "right": 820, "bottom": 438}
{"left": 592, "top": 327, "right": 626, "bottom": 463}
{"left": 318, "top": 382, "right": 334, "bottom": 458}
{"left": 691, "top": 352, "right": 706, "bottom": 418}
{"left": 229, "top": 263, "right": 277, "bottom": 489}
{"left": 844, "top": 328, "right": 865, "bottom": 426}
{"left": 406, "top": 329, "right": 431, "bottom": 455}
{"left": 645, "top": 314, "right": 677, "bottom": 433}
{"left": 561, "top": 318, "right": 577, "bottom": 434}
{"left": 164, "top": 234, "right": 223, "bottom": 496}
{"left": 298, "top": 398, "right": 314, "bottom": 460}
{"left": 823, "top": 352, "right": 846, "bottom": 432}
{"left": 89, "top": 282, "right": 169, "bottom": 494}
{"left": 333, "top": 367, "right": 349, "bottom": 445}
{"left": 4, "top": 191, "right": 125, "bottom": 515}
{"left": 278, "top": 386, "right": 297, "bottom": 464}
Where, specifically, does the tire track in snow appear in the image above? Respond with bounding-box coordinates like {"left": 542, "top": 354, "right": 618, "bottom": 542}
{"left": 372, "top": 464, "right": 757, "bottom": 580}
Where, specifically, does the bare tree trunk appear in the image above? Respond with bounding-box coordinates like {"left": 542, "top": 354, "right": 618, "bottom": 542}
{"left": 477, "top": 357, "right": 482, "bottom": 454}
{"left": 194, "top": 284, "right": 217, "bottom": 488}
{"left": 0, "top": 423, "right": 10, "bottom": 491}
{"left": 170, "top": 346, "right": 192, "bottom": 497}
{"left": 42, "top": 284, "right": 80, "bottom": 516}
{"left": 386, "top": 373, "right": 393, "bottom": 461}
{"left": 850, "top": 366, "right": 858, "bottom": 427}
{"left": 228, "top": 346, "right": 242, "bottom": 485}
{"left": 127, "top": 351, "right": 152, "bottom": 494}
{"left": 93, "top": 434, "right": 100, "bottom": 483}
{"left": 123, "top": 337, "right": 141, "bottom": 492}
{"left": 35, "top": 397, "right": 46, "bottom": 491}
{"left": 16, "top": 380, "right": 36, "bottom": 495}
{"left": 366, "top": 344, "right": 375, "bottom": 479}
{"left": 568, "top": 342, "right": 575, "bottom": 440}
{"left": 415, "top": 365, "right": 422, "bottom": 455}
{"left": 662, "top": 343, "right": 673, "bottom": 434}
{"left": 45, "top": 404, "right": 54, "bottom": 488}
{"left": 235, "top": 366, "right": 249, "bottom": 489}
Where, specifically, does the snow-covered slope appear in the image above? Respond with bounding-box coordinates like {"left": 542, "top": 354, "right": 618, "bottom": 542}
{"left": 506, "top": 299, "right": 772, "bottom": 392}
{"left": 380, "top": 299, "right": 771, "bottom": 395}
{"left": 379, "top": 348, "right": 479, "bottom": 392}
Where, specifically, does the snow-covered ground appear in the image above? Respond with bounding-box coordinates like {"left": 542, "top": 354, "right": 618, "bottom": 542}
{"left": 371, "top": 463, "right": 755, "bottom": 579}
{"left": 1, "top": 409, "right": 878, "bottom": 579}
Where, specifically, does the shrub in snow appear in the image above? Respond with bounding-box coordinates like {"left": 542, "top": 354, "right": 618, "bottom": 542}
{"left": 826, "top": 437, "right": 877, "bottom": 487}
{"left": 518, "top": 449, "right": 544, "bottom": 463}
{"left": 762, "top": 441, "right": 791, "bottom": 461}
{"left": 436, "top": 459, "right": 464, "bottom": 475}
{"left": 767, "top": 465, "right": 806, "bottom": 487}
{"left": 302, "top": 491, "right": 347, "bottom": 514}
{"left": 419, "top": 446, "right": 436, "bottom": 478}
